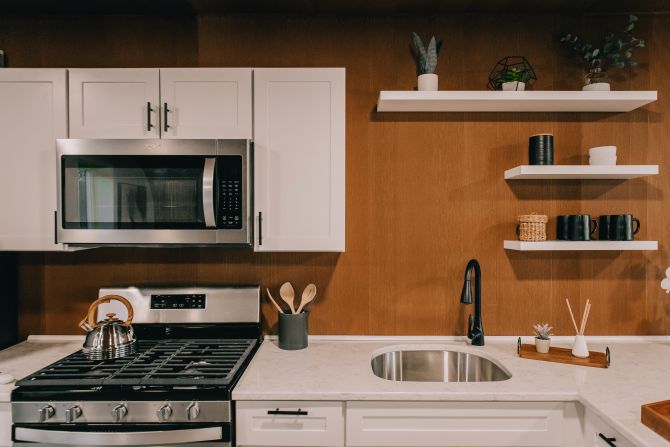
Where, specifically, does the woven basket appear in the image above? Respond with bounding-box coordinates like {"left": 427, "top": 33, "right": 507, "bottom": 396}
{"left": 517, "top": 213, "right": 548, "bottom": 241}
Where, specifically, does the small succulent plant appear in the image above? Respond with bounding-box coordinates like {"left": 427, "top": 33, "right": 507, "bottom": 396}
{"left": 411, "top": 32, "right": 443, "bottom": 75}
{"left": 533, "top": 323, "right": 553, "bottom": 340}
{"left": 497, "top": 67, "right": 531, "bottom": 85}
{"left": 559, "top": 15, "right": 646, "bottom": 71}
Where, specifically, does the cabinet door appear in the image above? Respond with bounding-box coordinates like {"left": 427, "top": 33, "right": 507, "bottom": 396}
{"left": 0, "top": 402, "right": 9, "bottom": 446}
{"left": 0, "top": 69, "right": 68, "bottom": 251}
{"left": 69, "top": 68, "right": 159, "bottom": 138}
{"left": 583, "top": 409, "right": 635, "bottom": 447}
{"left": 160, "top": 68, "right": 252, "bottom": 139}
{"left": 236, "top": 401, "right": 344, "bottom": 447}
{"left": 346, "top": 401, "right": 564, "bottom": 447}
{"left": 253, "top": 68, "right": 345, "bottom": 252}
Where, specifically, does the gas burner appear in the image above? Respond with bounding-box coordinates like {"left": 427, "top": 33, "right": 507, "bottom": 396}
{"left": 18, "top": 339, "right": 257, "bottom": 388}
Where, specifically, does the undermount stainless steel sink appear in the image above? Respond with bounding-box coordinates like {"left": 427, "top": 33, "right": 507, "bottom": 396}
{"left": 371, "top": 349, "right": 511, "bottom": 382}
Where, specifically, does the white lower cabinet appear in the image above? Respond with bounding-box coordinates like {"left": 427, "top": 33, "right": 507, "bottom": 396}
{"left": 583, "top": 409, "right": 634, "bottom": 447}
{"left": 236, "top": 401, "right": 344, "bottom": 447}
{"left": 236, "top": 401, "right": 586, "bottom": 447}
{"left": 0, "top": 402, "right": 10, "bottom": 446}
{"left": 346, "top": 401, "right": 565, "bottom": 447}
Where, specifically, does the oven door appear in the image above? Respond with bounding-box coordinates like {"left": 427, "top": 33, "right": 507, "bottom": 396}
{"left": 14, "top": 424, "right": 230, "bottom": 447}
{"left": 56, "top": 139, "right": 250, "bottom": 246}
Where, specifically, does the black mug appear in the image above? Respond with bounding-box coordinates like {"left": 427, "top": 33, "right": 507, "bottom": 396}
{"left": 598, "top": 215, "right": 640, "bottom": 241}
{"left": 557, "top": 215, "right": 597, "bottom": 241}
{"left": 529, "top": 134, "right": 554, "bottom": 165}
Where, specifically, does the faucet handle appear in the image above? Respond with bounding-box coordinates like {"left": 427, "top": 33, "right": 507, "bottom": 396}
{"left": 467, "top": 314, "right": 474, "bottom": 339}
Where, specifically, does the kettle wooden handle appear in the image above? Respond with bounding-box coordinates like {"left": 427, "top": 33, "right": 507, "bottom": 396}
{"left": 79, "top": 295, "right": 134, "bottom": 329}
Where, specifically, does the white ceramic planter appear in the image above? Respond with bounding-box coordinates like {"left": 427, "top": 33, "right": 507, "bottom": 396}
{"left": 535, "top": 338, "right": 550, "bottom": 354}
{"left": 582, "top": 82, "right": 611, "bottom": 91}
{"left": 502, "top": 81, "right": 525, "bottom": 91}
{"left": 417, "top": 73, "right": 438, "bottom": 91}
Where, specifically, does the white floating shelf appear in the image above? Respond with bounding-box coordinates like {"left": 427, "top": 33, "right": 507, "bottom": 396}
{"left": 504, "top": 165, "right": 659, "bottom": 180}
{"left": 377, "top": 90, "right": 657, "bottom": 112}
{"left": 504, "top": 240, "right": 658, "bottom": 251}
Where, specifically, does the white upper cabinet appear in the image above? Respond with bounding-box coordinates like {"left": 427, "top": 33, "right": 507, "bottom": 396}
{"left": 69, "top": 68, "right": 252, "bottom": 140}
{"left": 160, "top": 68, "right": 252, "bottom": 139}
{"left": 69, "top": 68, "right": 160, "bottom": 138}
{"left": 0, "top": 69, "right": 68, "bottom": 251}
{"left": 253, "top": 68, "right": 345, "bottom": 252}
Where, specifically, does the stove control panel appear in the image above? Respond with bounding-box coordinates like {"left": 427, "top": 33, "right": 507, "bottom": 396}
{"left": 150, "top": 294, "right": 206, "bottom": 310}
{"left": 13, "top": 401, "right": 230, "bottom": 424}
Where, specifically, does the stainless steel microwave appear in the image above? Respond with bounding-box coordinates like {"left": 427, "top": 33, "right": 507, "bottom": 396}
{"left": 56, "top": 139, "right": 251, "bottom": 246}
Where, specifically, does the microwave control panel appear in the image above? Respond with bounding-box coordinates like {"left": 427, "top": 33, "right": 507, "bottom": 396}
{"left": 216, "top": 155, "right": 243, "bottom": 229}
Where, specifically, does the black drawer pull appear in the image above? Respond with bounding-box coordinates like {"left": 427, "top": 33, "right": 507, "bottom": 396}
{"left": 267, "top": 408, "right": 308, "bottom": 416}
{"left": 599, "top": 433, "right": 617, "bottom": 446}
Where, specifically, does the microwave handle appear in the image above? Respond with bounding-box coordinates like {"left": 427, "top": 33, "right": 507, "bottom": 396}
{"left": 203, "top": 157, "right": 217, "bottom": 228}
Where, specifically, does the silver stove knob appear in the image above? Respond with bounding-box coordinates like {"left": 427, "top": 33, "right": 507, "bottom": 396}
{"left": 65, "top": 405, "right": 82, "bottom": 423}
{"left": 186, "top": 402, "right": 200, "bottom": 421}
{"left": 156, "top": 404, "right": 172, "bottom": 422}
{"left": 38, "top": 405, "right": 55, "bottom": 422}
{"left": 112, "top": 404, "right": 128, "bottom": 422}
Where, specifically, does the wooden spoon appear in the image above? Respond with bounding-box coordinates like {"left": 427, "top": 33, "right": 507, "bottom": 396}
{"left": 296, "top": 284, "right": 317, "bottom": 314}
{"left": 265, "top": 288, "right": 284, "bottom": 314}
{"left": 279, "top": 282, "right": 296, "bottom": 314}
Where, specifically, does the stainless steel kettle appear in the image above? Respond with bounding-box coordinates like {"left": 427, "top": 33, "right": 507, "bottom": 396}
{"left": 79, "top": 294, "right": 137, "bottom": 360}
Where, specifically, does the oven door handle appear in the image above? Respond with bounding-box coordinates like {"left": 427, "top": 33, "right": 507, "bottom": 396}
{"left": 15, "top": 426, "right": 223, "bottom": 446}
{"left": 203, "top": 157, "right": 217, "bottom": 228}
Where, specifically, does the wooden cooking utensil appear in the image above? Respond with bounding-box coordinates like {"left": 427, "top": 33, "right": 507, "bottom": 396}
{"left": 296, "top": 284, "right": 317, "bottom": 314}
{"left": 265, "top": 288, "right": 284, "bottom": 313}
{"left": 279, "top": 282, "right": 296, "bottom": 314}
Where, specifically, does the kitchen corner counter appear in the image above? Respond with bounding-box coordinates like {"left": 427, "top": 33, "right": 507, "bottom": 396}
{"left": 233, "top": 335, "right": 670, "bottom": 447}
{"left": 0, "top": 336, "right": 83, "bottom": 402}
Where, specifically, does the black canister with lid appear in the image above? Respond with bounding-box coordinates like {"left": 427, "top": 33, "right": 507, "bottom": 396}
{"left": 529, "top": 134, "right": 554, "bottom": 165}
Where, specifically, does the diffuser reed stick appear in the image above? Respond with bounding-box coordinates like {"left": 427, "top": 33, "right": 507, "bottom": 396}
{"left": 580, "top": 300, "right": 592, "bottom": 335}
{"left": 565, "top": 298, "right": 579, "bottom": 334}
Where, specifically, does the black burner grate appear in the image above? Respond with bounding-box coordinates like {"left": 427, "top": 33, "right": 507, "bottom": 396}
{"left": 18, "top": 339, "right": 257, "bottom": 387}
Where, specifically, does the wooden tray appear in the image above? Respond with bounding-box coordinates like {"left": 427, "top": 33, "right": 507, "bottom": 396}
{"left": 642, "top": 400, "right": 670, "bottom": 441}
{"left": 516, "top": 338, "right": 610, "bottom": 368}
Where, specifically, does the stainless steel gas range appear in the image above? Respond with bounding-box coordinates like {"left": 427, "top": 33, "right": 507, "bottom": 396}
{"left": 11, "top": 286, "right": 261, "bottom": 447}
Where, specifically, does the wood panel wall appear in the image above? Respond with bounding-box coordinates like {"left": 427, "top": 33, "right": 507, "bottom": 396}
{"left": 1, "top": 12, "right": 668, "bottom": 338}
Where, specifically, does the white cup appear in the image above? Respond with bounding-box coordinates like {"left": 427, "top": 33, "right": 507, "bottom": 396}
{"left": 589, "top": 145, "right": 617, "bottom": 157}
{"left": 589, "top": 155, "right": 617, "bottom": 166}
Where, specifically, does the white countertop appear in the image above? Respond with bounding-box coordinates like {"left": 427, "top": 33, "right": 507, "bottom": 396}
{"left": 233, "top": 335, "right": 670, "bottom": 447}
{"left": 0, "top": 336, "right": 83, "bottom": 402}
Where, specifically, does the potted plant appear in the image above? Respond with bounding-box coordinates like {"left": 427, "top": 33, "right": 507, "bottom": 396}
{"left": 497, "top": 67, "right": 532, "bottom": 91}
{"left": 487, "top": 56, "right": 537, "bottom": 91}
{"left": 411, "top": 32, "right": 442, "bottom": 91}
{"left": 560, "top": 15, "right": 645, "bottom": 91}
{"left": 533, "top": 323, "right": 553, "bottom": 353}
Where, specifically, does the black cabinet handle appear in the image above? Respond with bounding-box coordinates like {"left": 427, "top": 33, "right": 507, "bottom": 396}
{"left": 267, "top": 408, "right": 308, "bottom": 416}
{"left": 54, "top": 210, "right": 58, "bottom": 245}
{"left": 258, "top": 212, "right": 263, "bottom": 246}
{"left": 147, "top": 102, "right": 154, "bottom": 131}
{"left": 599, "top": 433, "right": 617, "bottom": 446}
{"left": 163, "top": 102, "right": 170, "bottom": 132}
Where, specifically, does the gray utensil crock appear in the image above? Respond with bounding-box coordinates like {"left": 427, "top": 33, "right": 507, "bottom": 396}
{"left": 278, "top": 312, "right": 308, "bottom": 350}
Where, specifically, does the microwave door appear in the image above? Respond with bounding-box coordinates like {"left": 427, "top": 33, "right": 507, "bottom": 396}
{"left": 203, "top": 157, "right": 217, "bottom": 228}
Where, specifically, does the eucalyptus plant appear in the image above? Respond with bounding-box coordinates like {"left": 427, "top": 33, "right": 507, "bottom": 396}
{"left": 559, "top": 15, "right": 645, "bottom": 71}
{"left": 411, "top": 32, "right": 443, "bottom": 75}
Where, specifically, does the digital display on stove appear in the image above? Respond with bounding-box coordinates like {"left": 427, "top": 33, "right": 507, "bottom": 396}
{"left": 150, "top": 294, "right": 206, "bottom": 309}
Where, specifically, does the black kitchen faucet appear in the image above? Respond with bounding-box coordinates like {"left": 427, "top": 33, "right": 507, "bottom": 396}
{"left": 460, "top": 259, "right": 485, "bottom": 346}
